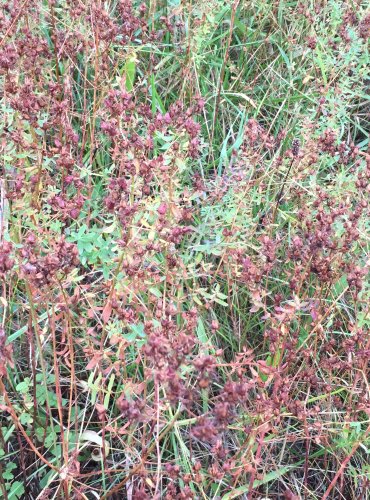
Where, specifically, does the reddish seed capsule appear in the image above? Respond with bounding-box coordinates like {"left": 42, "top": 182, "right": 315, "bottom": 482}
{"left": 211, "top": 320, "right": 219, "bottom": 331}
{"left": 157, "top": 203, "right": 167, "bottom": 216}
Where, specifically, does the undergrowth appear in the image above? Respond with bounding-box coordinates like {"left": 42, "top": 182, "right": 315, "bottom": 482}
{"left": 0, "top": 0, "right": 369, "bottom": 498}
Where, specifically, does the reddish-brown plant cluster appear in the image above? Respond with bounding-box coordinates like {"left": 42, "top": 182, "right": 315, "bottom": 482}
{"left": 0, "top": 1, "right": 369, "bottom": 499}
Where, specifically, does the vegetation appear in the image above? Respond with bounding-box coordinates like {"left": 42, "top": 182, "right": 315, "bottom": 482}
{"left": 0, "top": 0, "right": 369, "bottom": 498}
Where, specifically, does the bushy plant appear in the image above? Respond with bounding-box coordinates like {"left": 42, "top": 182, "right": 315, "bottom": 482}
{"left": 0, "top": 1, "right": 369, "bottom": 498}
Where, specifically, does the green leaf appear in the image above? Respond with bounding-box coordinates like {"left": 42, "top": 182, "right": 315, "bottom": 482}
{"left": 45, "top": 430, "right": 57, "bottom": 448}
{"left": 213, "top": 297, "right": 228, "bottom": 306}
{"left": 8, "top": 481, "right": 25, "bottom": 499}
{"left": 122, "top": 56, "right": 136, "bottom": 92}
{"left": 16, "top": 379, "right": 31, "bottom": 394}
{"left": 149, "top": 287, "right": 162, "bottom": 298}
{"left": 19, "top": 412, "right": 33, "bottom": 425}
{"left": 221, "top": 465, "right": 294, "bottom": 499}
{"left": 196, "top": 318, "right": 209, "bottom": 355}
{"left": 126, "top": 323, "right": 146, "bottom": 341}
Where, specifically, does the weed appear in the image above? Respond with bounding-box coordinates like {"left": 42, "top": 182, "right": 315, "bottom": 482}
{"left": 0, "top": 0, "right": 369, "bottom": 498}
